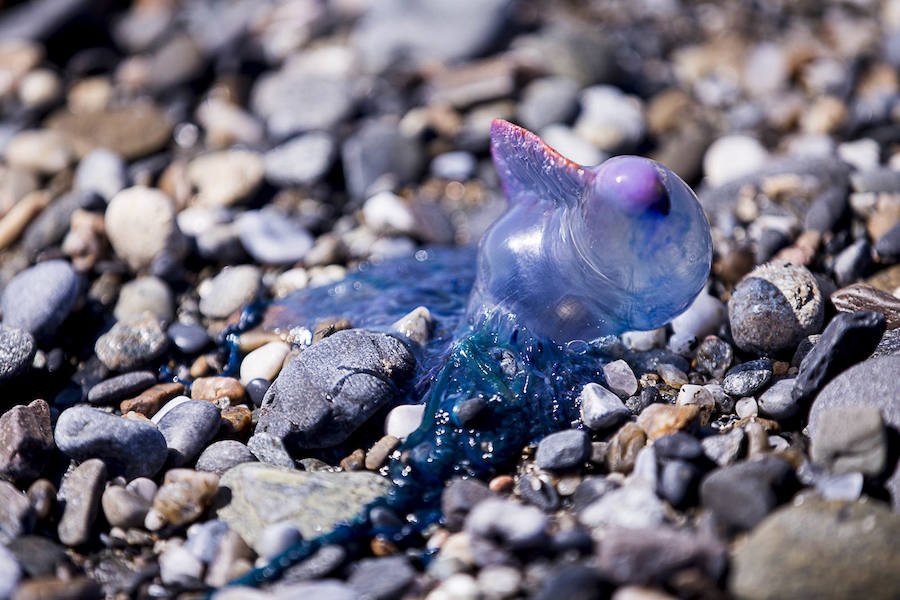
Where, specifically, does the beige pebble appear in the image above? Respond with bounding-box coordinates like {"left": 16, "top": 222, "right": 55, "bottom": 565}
{"left": 240, "top": 341, "right": 290, "bottom": 385}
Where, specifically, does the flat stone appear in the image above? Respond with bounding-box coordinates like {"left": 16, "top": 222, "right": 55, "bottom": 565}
{"left": 199, "top": 265, "right": 262, "bottom": 319}
{"left": 831, "top": 283, "right": 900, "bottom": 329}
{"left": 146, "top": 469, "right": 219, "bottom": 530}
{"left": 0, "top": 399, "right": 53, "bottom": 483}
{"left": 257, "top": 329, "right": 416, "bottom": 450}
{"left": 264, "top": 132, "right": 334, "bottom": 187}
{"left": 730, "top": 498, "right": 900, "bottom": 600}
{"left": 167, "top": 322, "right": 210, "bottom": 355}
{"left": 57, "top": 459, "right": 106, "bottom": 546}
{"left": 46, "top": 102, "right": 173, "bottom": 160}
{"left": 235, "top": 209, "right": 314, "bottom": 266}
{"left": 215, "top": 462, "right": 391, "bottom": 552}
{"left": 579, "top": 484, "right": 666, "bottom": 529}
{"left": 1, "top": 259, "right": 79, "bottom": 342}
{"left": 722, "top": 359, "right": 773, "bottom": 397}
{"left": 120, "top": 382, "right": 184, "bottom": 417}
{"left": 535, "top": 429, "right": 591, "bottom": 471}
{"left": 95, "top": 314, "right": 169, "bottom": 371}
{"left": 87, "top": 371, "right": 157, "bottom": 405}
{"left": 101, "top": 485, "right": 150, "bottom": 529}
{"left": 348, "top": 556, "right": 415, "bottom": 600}
{"left": 55, "top": 406, "right": 168, "bottom": 480}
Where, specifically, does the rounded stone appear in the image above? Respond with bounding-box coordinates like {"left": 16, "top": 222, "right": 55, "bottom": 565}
{"left": 105, "top": 186, "right": 183, "bottom": 271}
{"left": 113, "top": 276, "right": 174, "bottom": 323}
{"left": 94, "top": 314, "right": 169, "bottom": 371}
{"left": 235, "top": 209, "right": 314, "bottom": 265}
{"left": 199, "top": 265, "right": 262, "bottom": 319}
{"left": 195, "top": 440, "right": 256, "bottom": 476}
{"left": 263, "top": 132, "right": 334, "bottom": 187}
{"left": 156, "top": 400, "right": 222, "bottom": 467}
{"left": 4, "top": 129, "right": 73, "bottom": 174}
{"left": 1, "top": 260, "right": 79, "bottom": 341}
{"left": 535, "top": 429, "right": 591, "bottom": 471}
{"left": 187, "top": 150, "right": 264, "bottom": 207}
{"left": 54, "top": 406, "right": 168, "bottom": 480}
{"left": 73, "top": 148, "right": 126, "bottom": 201}
{"left": 728, "top": 262, "right": 824, "bottom": 354}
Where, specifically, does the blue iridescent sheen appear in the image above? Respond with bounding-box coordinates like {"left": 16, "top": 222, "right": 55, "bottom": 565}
{"left": 226, "top": 121, "right": 711, "bottom": 589}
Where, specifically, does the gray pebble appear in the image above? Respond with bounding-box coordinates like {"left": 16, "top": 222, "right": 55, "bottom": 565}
{"left": 701, "top": 428, "right": 746, "bottom": 467}
{"left": 430, "top": 151, "right": 477, "bottom": 181}
{"left": 195, "top": 440, "right": 256, "bottom": 476}
{"left": 101, "top": 485, "right": 150, "bottom": 529}
{"left": 578, "top": 484, "right": 666, "bottom": 529}
{"left": 94, "top": 314, "right": 169, "bottom": 371}
{"left": 57, "top": 459, "right": 106, "bottom": 546}
{"left": 0, "top": 545, "right": 20, "bottom": 598}
{"left": 113, "top": 276, "right": 174, "bottom": 323}
{"left": 1, "top": 260, "right": 79, "bottom": 342}
{"left": 0, "top": 326, "right": 35, "bottom": 384}
{"left": 257, "top": 521, "right": 303, "bottom": 560}
{"left": 518, "top": 76, "right": 580, "bottom": 132}
{"left": 246, "top": 432, "right": 295, "bottom": 469}
{"left": 185, "top": 519, "right": 230, "bottom": 564}
{"left": 199, "top": 265, "right": 262, "bottom": 319}
{"left": 659, "top": 459, "right": 700, "bottom": 508}
{"left": 579, "top": 383, "right": 629, "bottom": 431}
{"left": 341, "top": 117, "right": 422, "bottom": 199}
{"left": 700, "top": 456, "right": 796, "bottom": 532}
{"left": 251, "top": 72, "right": 355, "bottom": 139}
{"left": 87, "top": 371, "right": 156, "bottom": 405}
{"left": 55, "top": 406, "right": 168, "bottom": 479}
{"left": 810, "top": 405, "right": 886, "bottom": 476}
{"left": 21, "top": 190, "right": 99, "bottom": 259}
{"left": 235, "top": 210, "right": 313, "bottom": 266}
{"left": 74, "top": 148, "right": 126, "bottom": 201}
{"left": 757, "top": 378, "right": 798, "bottom": 419}
{"left": 728, "top": 262, "right": 824, "bottom": 354}
{"left": 465, "top": 498, "right": 548, "bottom": 555}
{"left": 167, "top": 322, "right": 210, "bottom": 355}
{"left": 257, "top": 329, "right": 416, "bottom": 449}
{"left": 441, "top": 478, "right": 495, "bottom": 532}
{"left": 0, "top": 399, "right": 52, "bottom": 483}
{"left": 156, "top": 400, "right": 221, "bottom": 467}
{"left": 535, "top": 429, "right": 590, "bottom": 471}
{"left": 263, "top": 132, "right": 334, "bottom": 187}
{"left": 654, "top": 432, "right": 703, "bottom": 461}
{"left": 0, "top": 480, "right": 33, "bottom": 542}
{"left": 348, "top": 556, "right": 415, "bottom": 600}
{"left": 602, "top": 359, "right": 638, "bottom": 398}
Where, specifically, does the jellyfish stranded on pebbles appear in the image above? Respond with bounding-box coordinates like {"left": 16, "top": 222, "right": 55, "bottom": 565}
{"left": 231, "top": 120, "right": 713, "bottom": 588}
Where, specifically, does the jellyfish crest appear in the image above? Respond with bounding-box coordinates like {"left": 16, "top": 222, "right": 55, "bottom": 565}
{"left": 490, "top": 119, "right": 593, "bottom": 207}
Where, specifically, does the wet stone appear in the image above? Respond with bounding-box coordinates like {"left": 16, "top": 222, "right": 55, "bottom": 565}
{"left": 55, "top": 406, "right": 168, "bottom": 480}
{"left": 191, "top": 376, "right": 245, "bottom": 406}
{"left": 167, "top": 322, "right": 210, "bottom": 355}
{"left": 810, "top": 405, "right": 886, "bottom": 476}
{"left": 156, "top": 399, "right": 222, "bottom": 467}
{"left": 87, "top": 370, "right": 156, "bottom": 405}
{"left": 0, "top": 399, "right": 53, "bottom": 484}
{"left": 0, "top": 259, "right": 79, "bottom": 342}
{"left": 244, "top": 377, "right": 270, "bottom": 408}
{"left": 793, "top": 310, "right": 886, "bottom": 405}
{"left": 215, "top": 463, "right": 391, "bottom": 553}
{"left": 722, "top": 359, "right": 773, "bottom": 397}
{"left": 257, "top": 329, "right": 416, "bottom": 450}
{"left": 94, "top": 314, "right": 169, "bottom": 371}
{"left": 57, "top": 459, "right": 106, "bottom": 547}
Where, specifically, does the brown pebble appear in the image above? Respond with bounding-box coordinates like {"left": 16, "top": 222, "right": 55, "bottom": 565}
{"left": 145, "top": 469, "right": 219, "bottom": 530}
{"left": 488, "top": 474, "right": 515, "bottom": 493}
{"left": 636, "top": 404, "right": 700, "bottom": 440}
{"left": 772, "top": 361, "right": 790, "bottom": 376}
{"left": 831, "top": 283, "right": 900, "bottom": 329}
{"left": 773, "top": 230, "right": 820, "bottom": 266}
{"left": 716, "top": 244, "right": 755, "bottom": 285}
{"left": 190, "top": 355, "right": 210, "bottom": 378}
{"left": 220, "top": 405, "right": 252, "bottom": 436}
{"left": 370, "top": 536, "right": 398, "bottom": 556}
{"left": 26, "top": 478, "right": 56, "bottom": 521}
{"left": 12, "top": 576, "right": 101, "bottom": 600}
{"left": 122, "top": 411, "right": 152, "bottom": 423}
{"left": 0, "top": 189, "right": 49, "bottom": 250}
{"left": 340, "top": 449, "right": 366, "bottom": 471}
{"left": 191, "top": 376, "right": 246, "bottom": 407}
{"left": 606, "top": 422, "right": 647, "bottom": 474}
{"left": 120, "top": 382, "right": 184, "bottom": 417}
{"left": 237, "top": 330, "right": 282, "bottom": 353}
{"left": 365, "top": 435, "right": 400, "bottom": 470}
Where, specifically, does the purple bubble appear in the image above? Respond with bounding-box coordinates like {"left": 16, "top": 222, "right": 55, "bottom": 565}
{"left": 595, "top": 156, "right": 669, "bottom": 215}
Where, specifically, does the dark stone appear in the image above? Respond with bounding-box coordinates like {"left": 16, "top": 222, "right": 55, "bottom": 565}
{"left": 55, "top": 406, "right": 168, "bottom": 480}
{"left": 832, "top": 240, "right": 873, "bottom": 287}
{"left": 534, "top": 429, "right": 590, "bottom": 471}
{"left": 57, "top": 458, "right": 106, "bottom": 547}
{"left": 722, "top": 359, "right": 773, "bottom": 397}
{"left": 6, "top": 535, "right": 69, "bottom": 578}
{"left": 0, "top": 399, "right": 53, "bottom": 484}
{"left": 441, "top": 478, "right": 494, "bottom": 532}
{"left": 341, "top": 118, "right": 422, "bottom": 199}
{"left": 0, "top": 480, "right": 34, "bottom": 542}
{"left": 456, "top": 397, "right": 487, "bottom": 428}
{"left": 245, "top": 378, "right": 271, "bottom": 408}
{"left": 86, "top": 371, "right": 157, "bottom": 405}
{"left": 831, "top": 283, "right": 900, "bottom": 329}
{"left": 533, "top": 565, "right": 608, "bottom": 600}
{"left": 156, "top": 400, "right": 221, "bottom": 467}
{"left": 572, "top": 477, "right": 618, "bottom": 513}
{"left": 659, "top": 459, "right": 700, "bottom": 508}
{"left": 793, "top": 311, "right": 886, "bottom": 405}
{"left": 20, "top": 190, "right": 99, "bottom": 259}
{"left": 654, "top": 432, "right": 703, "bottom": 461}
{"left": 627, "top": 386, "right": 660, "bottom": 414}
{"left": 281, "top": 544, "right": 346, "bottom": 584}
{"left": 757, "top": 378, "right": 799, "bottom": 420}
{"left": 875, "top": 220, "right": 900, "bottom": 263}
{"left": 0, "top": 326, "right": 34, "bottom": 384}
{"left": 257, "top": 329, "right": 416, "bottom": 450}
{"left": 693, "top": 335, "right": 733, "bottom": 379}
{"left": 516, "top": 474, "right": 560, "bottom": 512}
{"left": 700, "top": 456, "right": 797, "bottom": 532}
{"left": 195, "top": 440, "right": 256, "bottom": 477}
{"left": 805, "top": 187, "right": 847, "bottom": 234}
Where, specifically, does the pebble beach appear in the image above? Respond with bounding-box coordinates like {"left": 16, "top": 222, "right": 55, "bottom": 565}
{"left": 0, "top": 0, "right": 897, "bottom": 599}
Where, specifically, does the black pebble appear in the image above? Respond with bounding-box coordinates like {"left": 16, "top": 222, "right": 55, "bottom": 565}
{"left": 245, "top": 378, "right": 271, "bottom": 407}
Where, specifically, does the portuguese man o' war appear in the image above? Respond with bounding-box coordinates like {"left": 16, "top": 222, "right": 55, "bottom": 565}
{"left": 227, "top": 120, "right": 712, "bottom": 589}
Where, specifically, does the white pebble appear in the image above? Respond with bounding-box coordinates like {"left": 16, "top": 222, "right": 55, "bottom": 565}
{"left": 257, "top": 521, "right": 303, "bottom": 560}
{"left": 703, "top": 135, "right": 769, "bottom": 186}
{"left": 240, "top": 341, "right": 290, "bottom": 385}
{"left": 391, "top": 306, "right": 433, "bottom": 345}
{"left": 735, "top": 397, "right": 759, "bottom": 419}
{"left": 580, "top": 382, "right": 629, "bottom": 431}
{"left": 670, "top": 292, "right": 726, "bottom": 339}
{"left": 362, "top": 191, "right": 415, "bottom": 234}
{"left": 426, "top": 573, "right": 480, "bottom": 600}
{"left": 384, "top": 404, "right": 426, "bottom": 441}
{"left": 677, "top": 384, "right": 715, "bottom": 413}
{"left": 837, "top": 138, "right": 880, "bottom": 171}
{"left": 621, "top": 328, "right": 666, "bottom": 351}
{"left": 159, "top": 543, "right": 204, "bottom": 587}
{"left": 273, "top": 268, "right": 309, "bottom": 298}
{"left": 602, "top": 360, "right": 638, "bottom": 398}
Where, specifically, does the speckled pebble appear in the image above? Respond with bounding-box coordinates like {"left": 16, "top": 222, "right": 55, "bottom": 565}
{"left": 94, "top": 314, "right": 169, "bottom": 371}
